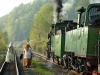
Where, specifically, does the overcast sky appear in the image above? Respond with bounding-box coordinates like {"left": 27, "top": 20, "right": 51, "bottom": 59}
{"left": 0, "top": 0, "right": 34, "bottom": 17}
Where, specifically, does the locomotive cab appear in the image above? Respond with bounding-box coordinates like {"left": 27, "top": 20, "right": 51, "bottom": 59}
{"left": 76, "top": 3, "right": 100, "bottom": 74}
{"left": 86, "top": 4, "right": 100, "bottom": 73}
{"left": 64, "top": 3, "right": 100, "bottom": 74}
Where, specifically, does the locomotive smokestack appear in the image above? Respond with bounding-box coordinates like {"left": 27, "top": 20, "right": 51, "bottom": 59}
{"left": 54, "top": 0, "right": 63, "bottom": 23}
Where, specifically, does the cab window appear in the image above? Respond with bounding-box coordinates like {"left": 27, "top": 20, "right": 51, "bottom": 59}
{"left": 89, "top": 7, "right": 100, "bottom": 22}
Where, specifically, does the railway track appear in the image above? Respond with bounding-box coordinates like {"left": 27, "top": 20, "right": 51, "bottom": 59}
{"left": 0, "top": 50, "right": 81, "bottom": 75}
{"left": 0, "top": 52, "right": 19, "bottom": 75}
{"left": 15, "top": 49, "right": 40, "bottom": 75}
{"left": 34, "top": 52, "right": 82, "bottom": 75}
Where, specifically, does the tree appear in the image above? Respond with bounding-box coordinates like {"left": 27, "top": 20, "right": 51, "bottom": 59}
{"left": 0, "top": 29, "right": 8, "bottom": 50}
{"left": 30, "top": 3, "right": 53, "bottom": 53}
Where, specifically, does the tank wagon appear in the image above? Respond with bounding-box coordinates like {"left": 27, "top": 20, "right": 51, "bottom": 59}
{"left": 47, "top": 3, "right": 100, "bottom": 75}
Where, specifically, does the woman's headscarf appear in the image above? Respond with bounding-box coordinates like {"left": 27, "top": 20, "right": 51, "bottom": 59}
{"left": 24, "top": 44, "right": 30, "bottom": 51}
{"left": 8, "top": 42, "right": 13, "bottom": 48}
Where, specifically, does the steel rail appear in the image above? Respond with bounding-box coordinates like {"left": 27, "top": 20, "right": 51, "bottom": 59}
{"left": 0, "top": 51, "right": 19, "bottom": 75}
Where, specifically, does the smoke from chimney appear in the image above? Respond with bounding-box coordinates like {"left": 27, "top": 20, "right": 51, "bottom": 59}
{"left": 61, "top": 0, "right": 74, "bottom": 20}
{"left": 54, "top": 0, "right": 63, "bottom": 23}
{"left": 53, "top": 0, "right": 74, "bottom": 23}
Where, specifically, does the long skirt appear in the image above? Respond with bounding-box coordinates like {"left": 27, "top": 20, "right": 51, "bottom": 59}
{"left": 5, "top": 51, "right": 14, "bottom": 62}
{"left": 23, "top": 58, "right": 31, "bottom": 67}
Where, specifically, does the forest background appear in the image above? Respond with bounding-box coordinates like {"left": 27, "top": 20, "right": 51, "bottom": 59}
{"left": 0, "top": 0, "right": 91, "bottom": 54}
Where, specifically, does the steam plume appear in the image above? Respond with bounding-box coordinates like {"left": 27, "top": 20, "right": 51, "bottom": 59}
{"left": 54, "top": 0, "right": 63, "bottom": 23}
{"left": 53, "top": 0, "right": 74, "bottom": 23}
{"left": 61, "top": 0, "right": 74, "bottom": 20}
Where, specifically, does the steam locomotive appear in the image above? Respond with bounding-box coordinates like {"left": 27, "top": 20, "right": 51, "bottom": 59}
{"left": 46, "top": 3, "right": 100, "bottom": 75}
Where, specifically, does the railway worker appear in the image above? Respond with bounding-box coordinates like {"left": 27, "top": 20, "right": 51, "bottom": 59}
{"left": 22, "top": 44, "right": 34, "bottom": 68}
{"left": 5, "top": 42, "right": 15, "bottom": 63}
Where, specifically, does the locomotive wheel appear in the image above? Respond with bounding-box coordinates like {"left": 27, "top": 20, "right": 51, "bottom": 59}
{"left": 65, "top": 59, "right": 71, "bottom": 70}
{"left": 63, "top": 60, "right": 67, "bottom": 68}
{"left": 82, "top": 72, "right": 87, "bottom": 75}
{"left": 63, "top": 55, "right": 67, "bottom": 68}
{"left": 61, "top": 58, "right": 64, "bottom": 66}
{"left": 76, "top": 58, "right": 87, "bottom": 75}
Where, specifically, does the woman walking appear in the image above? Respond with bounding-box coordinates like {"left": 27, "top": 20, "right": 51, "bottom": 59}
{"left": 5, "top": 42, "right": 15, "bottom": 63}
{"left": 23, "top": 44, "right": 33, "bottom": 68}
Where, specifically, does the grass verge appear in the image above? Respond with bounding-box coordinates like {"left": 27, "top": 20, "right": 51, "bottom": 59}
{"left": 31, "top": 58, "right": 54, "bottom": 75}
